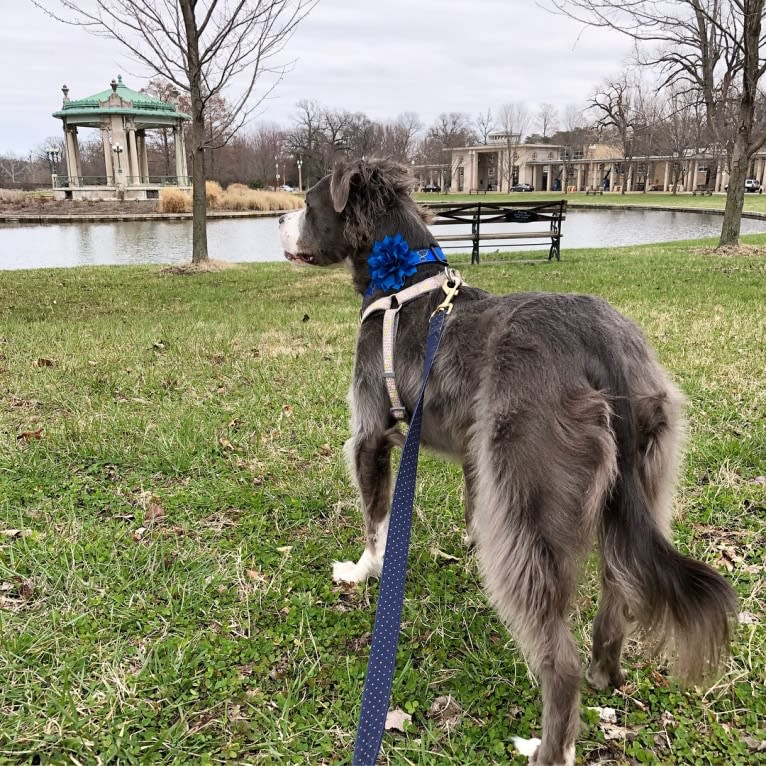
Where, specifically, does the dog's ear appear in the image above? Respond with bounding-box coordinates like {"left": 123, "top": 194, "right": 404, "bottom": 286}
{"left": 331, "top": 158, "right": 415, "bottom": 213}
{"left": 331, "top": 158, "right": 418, "bottom": 248}
{"left": 331, "top": 161, "right": 356, "bottom": 213}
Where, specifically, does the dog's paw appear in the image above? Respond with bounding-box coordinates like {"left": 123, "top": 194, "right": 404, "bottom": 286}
{"left": 332, "top": 549, "right": 382, "bottom": 584}
{"left": 585, "top": 663, "right": 626, "bottom": 691}
{"left": 512, "top": 736, "right": 541, "bottom": 759}
{"left": 332, "top": 560, "right": 364, "bottom": 583}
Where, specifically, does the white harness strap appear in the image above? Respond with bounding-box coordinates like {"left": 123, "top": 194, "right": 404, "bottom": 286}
{"left": 361, "top": 270, "right": 463, "bottom": 422}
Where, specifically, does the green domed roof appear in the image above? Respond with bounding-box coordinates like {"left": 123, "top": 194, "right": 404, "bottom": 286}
{"left": 53, "top": 75, "right": 190, "bottom": 123}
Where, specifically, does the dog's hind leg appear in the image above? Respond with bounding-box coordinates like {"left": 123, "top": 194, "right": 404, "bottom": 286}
{"left": 586, "top": 570, "right": 628, "bottom": 690}
{"left": 462, "top": 461, "right": 478, "bottom": 547}
{"left": 332, "top": 427, "right": 400, "bottom": 584}
{"left": 588, "top": 382, "right": 685, "bottom": 690}
{"left": 473, "top": 386, "right": 618, "bottom": 765}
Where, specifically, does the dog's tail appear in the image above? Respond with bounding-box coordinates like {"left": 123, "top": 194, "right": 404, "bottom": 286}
{"left": 601, "top": 378, "right": 738, "bottom": 683}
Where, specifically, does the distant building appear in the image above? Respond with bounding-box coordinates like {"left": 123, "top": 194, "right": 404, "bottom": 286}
{"left": 449, "top": 132, "right": 766, "bottom": 193}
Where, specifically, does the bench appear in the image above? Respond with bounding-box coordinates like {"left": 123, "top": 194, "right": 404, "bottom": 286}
{"left": 468, "top": 188, "right": 489, "bottom": 195}
{"left": 585, "top": 187, "right": 604, "bottom": 196}
{"left": 691, "top": 188, "right": 713, "bottom": 196}
{"left": 424, "top": 200, "right": 566, "bottom": 264}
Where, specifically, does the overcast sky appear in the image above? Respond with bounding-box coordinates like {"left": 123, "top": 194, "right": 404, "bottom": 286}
{"left": 0, "top": 0, "right": 635, "bottom": 155}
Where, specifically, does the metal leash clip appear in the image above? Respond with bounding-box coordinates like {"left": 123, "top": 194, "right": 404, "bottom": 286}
{"left": 432, "top": 268, "right": 463, "bottom": 317}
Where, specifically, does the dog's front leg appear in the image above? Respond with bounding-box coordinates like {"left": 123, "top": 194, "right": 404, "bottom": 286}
{"left": 333, "top": 428, "right": 401, "bottom": 584}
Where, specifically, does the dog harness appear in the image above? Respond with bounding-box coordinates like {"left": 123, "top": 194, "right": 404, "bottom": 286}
{"left": 361, "top": 267, "right": 463, "bottom": 421}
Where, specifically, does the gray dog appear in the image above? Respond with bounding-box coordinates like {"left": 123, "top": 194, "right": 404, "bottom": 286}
{"left": 279, "top": 158, "right": 737, "bottom": 766}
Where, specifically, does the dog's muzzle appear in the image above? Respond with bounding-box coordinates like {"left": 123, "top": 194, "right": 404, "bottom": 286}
{"left": 279, "top": 209, "right": 316, "bottom": 264}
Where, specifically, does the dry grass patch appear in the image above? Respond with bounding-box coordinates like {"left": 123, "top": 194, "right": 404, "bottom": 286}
{"left": 0, "top": 189, "right": 30, "bottom": 204}
{"left": 159, "top": 258, "right": 239, "bottom": 275}
{"left": 158, "top": 187, "right": 191, "bottom": 213}
{"left": 694, "top": 243, "right": 766, "bottom": 257}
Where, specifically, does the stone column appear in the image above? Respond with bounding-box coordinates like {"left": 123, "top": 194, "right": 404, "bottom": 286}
{"left": 138, "top": 130, "right": 150, "bottom": 182}
{"left": 663, "top": 161, "right": 670, "bottom": 191}
{"left": 65, "top": 127, "right": 80, "bottom": 186}
{"left": 102, "top": 128, "right": 114, "bottom": 185}
{"left": 576, "top": 164, "right": 583, "bottom": 190}
{"left": 174, "top": 126, "right": 184, "bottom": 182}
{"left": 127, "top": 128, "right": 140, "bottom": 185}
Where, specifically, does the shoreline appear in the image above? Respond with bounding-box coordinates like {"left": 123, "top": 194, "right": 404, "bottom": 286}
{"left": 4, "top": 202, "right": 766, "bottom": 225}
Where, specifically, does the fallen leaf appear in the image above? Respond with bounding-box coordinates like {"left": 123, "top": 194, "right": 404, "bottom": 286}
{"left": 145, "top": 499, "right": 165, "bottom": 525}
{"left": 384, "top": 708, "right": 412, "bottom": 732}
{"left": 743, "top": 735, "right": 766, "bottom": 753}
{"left": 276, "top": 545, "right": 293, "bottom": 554}
{"left": 602, "top": 722, "right": 638, "bottom": 741}
{"left": 1, "top": 529, "right": 22, "bottom": 539}
{"left": 588, "top": 706, "right": 617, "bottom": 724}
{"left": 132, "top": 526, "right": 147, "bottom": 541}
{"left": 34, "top": 358, "right": 55, "bottom": 367}
{"left": 428, "top": 695, "right": 462, "bottom": 730}
{"left": 749, "top": 476, "right": 766, "bottom": 486}
{"left": 739, "top": 611, "right": 759, "bottom": 624}
{"left": 17, "top": 428, "right": 43, "bottom": 443}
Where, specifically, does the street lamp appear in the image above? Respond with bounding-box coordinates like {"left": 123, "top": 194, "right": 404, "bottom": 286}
{"left": 112, "top": 143, "right": 124, "bottom": 171}
{"left": 274, "top": 154, "right": 281, "bottom": 189}
{"left": 296, "top": 156, "right": 303, "bottom": 193}
{"left": 46, "top": 147, "right": 60, "bottom": 185}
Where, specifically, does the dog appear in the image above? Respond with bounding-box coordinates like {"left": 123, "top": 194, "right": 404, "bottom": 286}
{"left": 279, "top": 158, "right": 738, "bottom": 765}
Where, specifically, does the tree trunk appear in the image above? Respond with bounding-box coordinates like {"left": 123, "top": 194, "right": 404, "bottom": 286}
{"left": 718, "top": 0, "right": 762, "bottom": 247}
{"left": 190, "top": 111, "right": 209, "bottom": 263}
{"left": 180, "top": 0, "right": 209, "bottom": 264}
{"left": 719, "top": 137, "right": 748, "bottom": 246}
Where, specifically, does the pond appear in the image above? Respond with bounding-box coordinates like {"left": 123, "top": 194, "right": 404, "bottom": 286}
{"left": 1, "top": 208, "right": 765, "bottom": 270}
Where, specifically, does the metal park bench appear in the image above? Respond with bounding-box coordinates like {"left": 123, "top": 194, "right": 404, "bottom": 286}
{"left": 425, "top": 199, "right": 566, "bottom": 264}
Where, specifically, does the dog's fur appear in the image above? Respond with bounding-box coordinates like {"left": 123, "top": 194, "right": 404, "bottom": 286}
{"left": 279, "top": 159, "right": 738, "bottom": 766}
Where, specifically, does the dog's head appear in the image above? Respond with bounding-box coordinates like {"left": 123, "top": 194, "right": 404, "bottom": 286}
{"left": 279, "top": 158, "right": 434, "bottom": 291}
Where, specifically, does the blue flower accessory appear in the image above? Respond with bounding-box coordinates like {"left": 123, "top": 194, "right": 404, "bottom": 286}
{"left": 367, "top": 234, "right": 421, "bottom": 293}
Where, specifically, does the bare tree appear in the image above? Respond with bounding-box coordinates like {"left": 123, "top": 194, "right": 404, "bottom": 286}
{"left": 475, "top": 109, "right": 496, "bottom": 144}
{"left": 537, "top": 102, "right": 559, "bottom": 138}
{"left": 590, "top": 74, "right": 643, "bottom": 193}
{"left": 497, "top": 102, "right": 529, "bottom": 191}
{"left": 550, "top": 0, "right": 766, "bottom": 245}
{"left": 553, "top": 104, "right": 596, "bottom": 192}
{"left": 34, "top": 0, "right": 315, "bottom": 264}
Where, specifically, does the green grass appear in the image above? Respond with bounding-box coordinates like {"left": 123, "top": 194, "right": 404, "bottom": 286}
{"left": 415, "top": 189, "right": 766, "bottom": 216}
{"left": 0, "top": 238, "right": 765, "bottom": 765}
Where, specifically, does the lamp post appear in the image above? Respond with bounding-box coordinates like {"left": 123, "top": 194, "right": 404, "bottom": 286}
{"left": 274, "top": 154, "right": 280, "bottom": 190}
{"left": 46, "top": 147, "right": 60, "bottom": 187}
{"left": 296, "top": 156, "right": 303, "bottom": 193}
{"left": 112, "top": 143, "right": 124, "bottom": 172}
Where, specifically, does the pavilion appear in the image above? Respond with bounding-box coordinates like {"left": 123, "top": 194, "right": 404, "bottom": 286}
{"left": 51, "top": 75, "right": 190, "bottom": 200}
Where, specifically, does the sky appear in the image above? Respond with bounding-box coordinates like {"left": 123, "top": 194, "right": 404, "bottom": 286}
{"left": 0, "top": 0, "right": 635, "bottom": 155}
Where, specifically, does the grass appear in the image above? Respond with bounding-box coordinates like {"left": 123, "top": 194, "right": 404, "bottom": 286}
{"left": 0, "top": 238, "right": 764, "bottom": 765}
{"left": 158, "top": 185, "right": 304, "bottom": 214}
{"left": 414, "top": 189, "right": 766, "bottom": 216}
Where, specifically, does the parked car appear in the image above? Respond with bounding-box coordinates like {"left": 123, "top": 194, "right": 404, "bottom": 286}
{"left": 745, "top": 178, "right": 761, "bottom": 192}
{"left": 511, "top": 183, "right": 535, "bottom": 192}
{"left": 278, "top": 184, "right": 295, "bottom": 192}
{"left": 421, "top": 183, "right": 441, "bottom": 192}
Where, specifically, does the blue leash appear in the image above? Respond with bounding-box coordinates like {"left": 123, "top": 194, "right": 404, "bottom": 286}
{"left": 352, "top": 300, "right": 452, "bottom": 765}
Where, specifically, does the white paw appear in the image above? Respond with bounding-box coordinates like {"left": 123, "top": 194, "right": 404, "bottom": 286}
{"left": 512, "top": 736, "right": 541, "bottom": 759}
{"left": 332, "top": 549, "right": 382, "bottom": 584}
{"left": 333, "top": 560, "right": 363, "bottom": 583}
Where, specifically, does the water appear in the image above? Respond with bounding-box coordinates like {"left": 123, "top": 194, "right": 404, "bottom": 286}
{"left": 1, "top": 208, "right": 764, "bottom": 270}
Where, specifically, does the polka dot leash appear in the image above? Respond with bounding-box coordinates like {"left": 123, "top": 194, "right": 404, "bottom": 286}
{"left": 352, "top": 308, "right": 449, "bottom": 765}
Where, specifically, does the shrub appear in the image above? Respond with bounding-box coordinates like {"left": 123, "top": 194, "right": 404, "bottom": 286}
{"left": 205, "top": 180, "right": 223, "bottom": 209}
{"left": 218, "top": 189, "right": 304, "bottom": 212}
{"left": 0, "top": 189, "right": 28, "bottom": 204}
{"left": 158, "top": 188, "right": 191, "bottom": 213}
